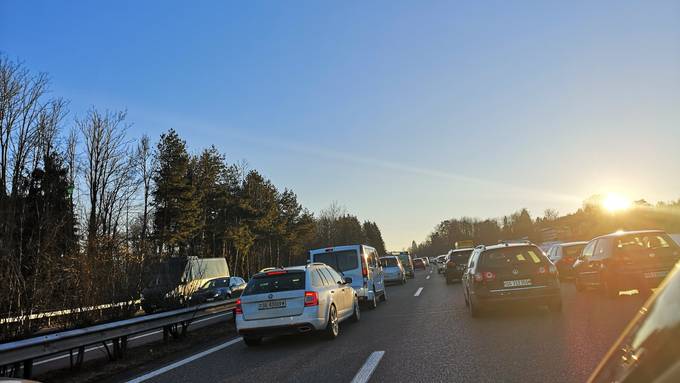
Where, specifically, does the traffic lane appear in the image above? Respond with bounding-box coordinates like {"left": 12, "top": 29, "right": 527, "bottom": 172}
{"left": 129, "top": 271, "right": 431, "bottom": 383}
{"left": 29, "top": 310, "right": 233, "bottom": 377}
{"left": 373, "top": 275, "right": 648, "bottom": 383}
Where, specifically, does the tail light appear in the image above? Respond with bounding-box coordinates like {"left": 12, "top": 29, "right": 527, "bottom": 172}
{"left": 563, "top": 256, "right": 573, "bottom": 264}
{"left": 234, "top": 298, "right": 243, "bottom": 314}
{"left": 362, "top": 256, "right": 368, "bottom": 277}
{"left": 474, "top": 271, "right": 496, "bottom": 282}
{"left": 304, "top": 291, "right": 319, "bottom": 307}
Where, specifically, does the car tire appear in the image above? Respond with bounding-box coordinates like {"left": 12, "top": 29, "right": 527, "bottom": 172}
{"left": 323, "top": 305, "right": 339, "bottom": 340}
{"left": 381, "top": 288, "right": 388, "bottom": 302}
{"left": 350, "top": 300, "right": 360, "bottom": 323}
{"left": 243, "top": 335, "right": 262, "bottom": 346}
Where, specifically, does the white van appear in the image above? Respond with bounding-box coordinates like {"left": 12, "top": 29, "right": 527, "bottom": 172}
{"left": 309, "top": 244, "right": 386, "bottom": 309}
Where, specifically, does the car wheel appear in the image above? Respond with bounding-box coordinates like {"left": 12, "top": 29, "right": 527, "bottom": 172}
{"left": 323, "top": 305, "right": 339, "bottom": 340}
{"left": 243, "top": 335, "right": 262, "bottom": 346}
{"left": 350, "top": 300, "right": 360, "bottom": 323}
{"left": 548, "top": 299, "right": 562, "bottom": 313}
{"left": 380, "top": 288, "right": 388, "bottom": 302}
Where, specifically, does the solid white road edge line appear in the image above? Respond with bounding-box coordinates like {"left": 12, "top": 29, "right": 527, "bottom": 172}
{"left": 125, "top": 337, "right": 242, "bottom": 383}
{"left": 33, "top": 312, "right": 231, "bottom": 366}
{"left": 350, "top": 351, "right": 385, "bottom": 383}
{"left": 414, "top": 287, "right": 423, "bottom": 296}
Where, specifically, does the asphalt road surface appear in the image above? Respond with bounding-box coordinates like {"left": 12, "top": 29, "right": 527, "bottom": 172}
{"left": 113, "top": 266, "right": 647, "bottom": 383}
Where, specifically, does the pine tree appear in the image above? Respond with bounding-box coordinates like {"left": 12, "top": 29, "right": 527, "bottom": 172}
{"left": 152, "top": 130, "right": 199, "bottom": 257}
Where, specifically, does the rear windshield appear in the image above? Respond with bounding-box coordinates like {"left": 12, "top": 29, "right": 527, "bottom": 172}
{"left": 381, "top": 257, "right": 399, "bottom": 267}
{"left": 450, "top": 250, "right": 473, "bottom": 265}
{"left": 479, "top": 246, "right": 548, "bottom": 269}
{"left": 243, "top": 272, "right": 305, "bottom": 295}
{"left": 563, "top": 244, "right": 586, "bottom": 258}
{"left": 615, "top": 233, "right": 680, "bottom": 256}
{"left": 399, "top": 255, "right": 411, "bottom": 264}
{"left": 413, "top": 259, "right": 424, "bottom": 265}
{"left": 313, "top": 250, "right": 359, "bottom": 272}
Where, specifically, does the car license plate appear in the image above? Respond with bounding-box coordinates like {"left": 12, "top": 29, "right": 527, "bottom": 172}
{"left": 503, "top": 279, "right": 532, "bottom": 288}
{"left": 644, "top": 271, "right": 667, "bottom": 279}
{"left": 258, "top": 300, "right": 286, "bottom": 310}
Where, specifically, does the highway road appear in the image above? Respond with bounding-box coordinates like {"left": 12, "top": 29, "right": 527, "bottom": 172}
{"left": 107, "top": 266, "right": 648, "bottom": 383}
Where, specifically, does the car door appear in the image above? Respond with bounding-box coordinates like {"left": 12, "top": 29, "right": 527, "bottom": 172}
{"left": 326, "top": 267, "right": 352, "bottom": 316}
{"left": 368, "top": 248, "right": 385, "bottom": 293}
{"left": 575, "top": 240, "right": 598, "bottom": 285}
{"left": 591, "top": 238, "right": 611, "bottom": 285}
{"left": 319, "top": 267, "right": 345, "bottom": 315}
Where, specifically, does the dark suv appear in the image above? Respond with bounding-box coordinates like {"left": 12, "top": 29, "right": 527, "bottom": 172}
{"left": 462, "top": 243, "right": 562, "bottom": 317}
{"left": 573, "top": 230, "right": 680, "bottom": 298}
{"left": 445, "top": 248, "right": 474, "bottom": 284}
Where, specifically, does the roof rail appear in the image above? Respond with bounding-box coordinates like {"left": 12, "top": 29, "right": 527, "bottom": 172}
{"left": 498, "top": 239, "right": 532, "bottom": 246}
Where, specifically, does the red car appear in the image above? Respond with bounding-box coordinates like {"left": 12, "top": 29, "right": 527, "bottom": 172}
{"left": 413, "top": 258, "right": 426, "bottom": 270}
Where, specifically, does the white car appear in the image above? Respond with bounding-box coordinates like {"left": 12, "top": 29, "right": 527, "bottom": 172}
{"left": 379, "top": 256, "right": 406, "bottom": 284}
{"left": 309, "top": 244, "right": 387, "bottom": 309}
{"left": 235, "top": 264, "right": 360, "bottom": 346}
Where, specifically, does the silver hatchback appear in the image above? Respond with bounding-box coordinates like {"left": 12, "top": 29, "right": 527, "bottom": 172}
{"left": 235, "top": 264, "right": 360, "bottom": 346}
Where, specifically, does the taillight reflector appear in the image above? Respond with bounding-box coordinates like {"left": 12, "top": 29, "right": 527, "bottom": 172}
{"left": 304, "top": 291, "right": 319, "bottom": 306}
{"left": 234, "top": 298, "right": 243, "bottom": 314}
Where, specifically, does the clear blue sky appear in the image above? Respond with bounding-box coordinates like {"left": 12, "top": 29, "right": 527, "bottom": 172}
{"left": 2, "top": 1, "right": 679, "bottom": 249}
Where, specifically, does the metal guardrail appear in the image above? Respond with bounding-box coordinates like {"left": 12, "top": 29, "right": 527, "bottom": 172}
{"left": 0, "top": 299, "right": 235, "bottom": 379}
{"left": 1, "top": 300, "right": 141, "bottom": 325}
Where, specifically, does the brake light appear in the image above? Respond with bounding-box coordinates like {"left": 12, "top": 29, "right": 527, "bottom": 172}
{"left": 362, "top": 256, "right": 368, "bottom": 277}
{"left": 304, "top": 291, "right": 319, "bottom": 307}
{"left": 234, "top": 298, "right": 243, "bottom": 314}
{"left": 474, "top": 271, "right": 496, "bottom": 282}
{"left": 266, "top": 270, "right": 287, "bottom": 276}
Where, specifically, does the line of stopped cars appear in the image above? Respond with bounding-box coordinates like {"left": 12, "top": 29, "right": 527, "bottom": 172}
{"left": 437, "top": 230, "right": 680, "bottom": 318}
{"left": 234, "top": 246, "right": 420, "bottom": 346}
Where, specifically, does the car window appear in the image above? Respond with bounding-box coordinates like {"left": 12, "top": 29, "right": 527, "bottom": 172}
{"left": 381, "top": 257, "right": 399, "bottom": 267}
{"left": 243, "top": 272, "right": 305, "bottom": 295}
{"left": 590, "top": 265, "right": 680, "bottom": 382}
{"left": 563, "top": 244, "right": 585, "bottom": 258}
{"left": 214, "top": 278, "right": 229, "bottom": 288}
{"left": 320, "top": 268, "right": 337, "bottom": 285}
{"left": 593, "top": 239, "right": 609, "bottom": 259}
{"left": 326, "top": 267, "right": 344, "bottom": 284}
{"left": 582, "top": 241, "right": 597, "bottom": 258}
{"left": 314, "top": 250, "right": 359, "bottom": 272}
{"left": 452, "top": 250, "right": 473, "bottom": 265}
{"left": 479, "top": 246, "right": 549, "bottom": 270}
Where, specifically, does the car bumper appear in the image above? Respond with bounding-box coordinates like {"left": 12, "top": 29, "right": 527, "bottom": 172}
{"left": 236, "top": 308, "right": 326, "bottom": 335}
{"left": 446, "top": 269, "right": 464, "bottom": 280}
{"left": 384, "top": 274, "right": 403, "bottom": 282}
{"left": 473, "top": 286, "right": 561, "bottom": 306}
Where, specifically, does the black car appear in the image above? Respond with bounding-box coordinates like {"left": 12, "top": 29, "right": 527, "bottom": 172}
{"left": 188, "top": 276, "right": 247, "bottom": 304}
{"left": 573, "top": 230, "right": 680, "bottom": 298}
{"left": 588, "top": 261, "right": 680, "bottom": 383}
{"left": 462, "top": 243, "right": 561, "bottom": 317}
{"left": 445, "top": 248, "right": 474, "bottom": 284}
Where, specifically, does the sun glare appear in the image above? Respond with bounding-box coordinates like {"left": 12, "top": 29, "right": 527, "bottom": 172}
{"left": 602, "top": 193, "right": 631, "bottom": 212}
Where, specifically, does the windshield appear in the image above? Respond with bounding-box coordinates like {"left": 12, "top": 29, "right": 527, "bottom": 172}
{"left": 243, "top": 272, "right": 305, "bottom": 295}
{"left": 381, "top": 257, "right": 399, "bottom": 267}
{"left": 313, "top": 250, "right": 359, "bottom": 272}
{"left": 480, "top": 246, "right": 548, "bottom": 270}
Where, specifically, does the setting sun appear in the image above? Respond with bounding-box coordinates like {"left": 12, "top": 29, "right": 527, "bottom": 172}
{"left": 602, "top": 193, "right": 631, "bottom": 212}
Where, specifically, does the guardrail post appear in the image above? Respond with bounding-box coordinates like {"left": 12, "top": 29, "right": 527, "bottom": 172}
{"left": 22, "top": 359, "right": 33, "bottom": 378}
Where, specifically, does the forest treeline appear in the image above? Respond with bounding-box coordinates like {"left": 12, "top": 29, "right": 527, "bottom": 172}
{"left": 411, "top": 198, "right": 680, "bottom": 258}
{"left": 0, "top": 56, "right": 385, "bottom": 339}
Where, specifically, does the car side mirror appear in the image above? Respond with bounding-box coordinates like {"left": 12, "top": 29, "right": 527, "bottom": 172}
{"left": 343, "top": 277, "right": 353, "bottom": 285}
